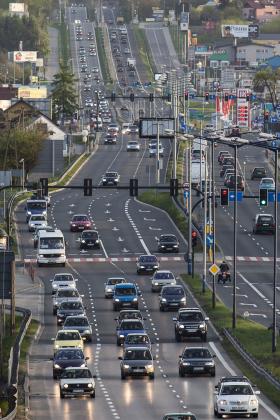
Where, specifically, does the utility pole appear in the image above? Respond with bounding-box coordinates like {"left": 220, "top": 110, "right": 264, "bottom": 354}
{"left": 272, "top": 148, "right": 278, "bottom": 352}
{"left": 202, "top": 148, "right": 207, "bottom": 293}
{"left": 187, "top": 142, "right": 192, "bottom": 275}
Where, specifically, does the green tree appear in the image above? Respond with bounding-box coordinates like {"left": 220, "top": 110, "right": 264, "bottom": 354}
{"left": 51, "top": 63, "right": 78, "bottom": 121}
{"left": 254, "top": 68, "right": 280, "bottom": 110}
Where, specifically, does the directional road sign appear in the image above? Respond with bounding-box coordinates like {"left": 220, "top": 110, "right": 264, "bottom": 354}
{"left": 183, "top": 190, "right": 189, "bottom": 199}
{"left": 268, "top": 191, "right": 280, "bottom": 202}
{"left": 206, "top": 234, "right": 213, "bottom": 246}
{"left": 229, "top": 191, "right": 243, "bottom": 202}
{"left": 209, "top": 263, "right": 220, "bottom": 276}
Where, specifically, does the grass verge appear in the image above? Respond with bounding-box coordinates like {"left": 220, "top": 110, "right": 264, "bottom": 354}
{"left": 183, "top": 273, "right": 280, "bottom": 408}
{"left": 131, "top": 26, "right": 155, "bottom": 81}
{"left": 95, "top": 27, "right": 112, "bottom": 85}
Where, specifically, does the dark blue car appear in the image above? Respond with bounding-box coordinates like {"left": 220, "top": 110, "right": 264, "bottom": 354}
{"left": 116, "top": 319, "right": 146, "bottom": 346}
{"left": 113, "top": 283, "right": 140, "bottom": 311}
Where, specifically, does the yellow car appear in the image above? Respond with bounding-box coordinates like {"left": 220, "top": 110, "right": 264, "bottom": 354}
{"left": 52, "top": 330, "right": 84, "bottom": 354}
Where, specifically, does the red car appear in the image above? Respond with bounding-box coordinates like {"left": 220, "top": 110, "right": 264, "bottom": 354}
{"left": 70, "top": 214, "right": 92, "bottom": 232}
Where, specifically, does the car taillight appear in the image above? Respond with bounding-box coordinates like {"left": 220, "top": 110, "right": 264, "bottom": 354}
{"left": 256, "top": 224, "right": 261, "bottom": 228}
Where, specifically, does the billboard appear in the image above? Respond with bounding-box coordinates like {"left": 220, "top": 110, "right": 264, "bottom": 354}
{"left": 237, "top": 88, "right": 250, "bottom": 128}
{"left": 180, "top": 12, "right": 189, "bottom": 31}
{"left": 248, "top": 24, "right": 259, "bottom": 38}
{"left": 18, "top": 86, "right": 47, "bottom": 99}
{"left": 139, "top": 118, "right": 175, "bottom": 138}
{"left": 9, "top": 3, "right": 25, "bottom": 12}
{"left": 13, "top": 51, "right": 37, "bottom": 63}
{"left": 221, "top": 25, "right": 249, "bottom": 38}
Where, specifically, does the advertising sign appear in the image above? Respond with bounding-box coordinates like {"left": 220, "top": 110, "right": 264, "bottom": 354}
{"left": 13, "top": 51, "right": 37, "bottom": 63}
{"left": 237, "top": 89, "right": 250, "bottom": 128}
{"left": 248, "top": 24, "right": 259, "bottom": 38}
{"left": 221, "top": 25, "right": 249, "bottom": 38}
{"left": 18, "top": 86, "right": 47, "bottom": 99}
{"left": 9, "top": 3, "right": 25, "bottom": 12}
{"left": 139, "top": 118, "right": 175, "bottom": 138}
{"left": 180, "top": 12, "right": 189, "bottom": 31}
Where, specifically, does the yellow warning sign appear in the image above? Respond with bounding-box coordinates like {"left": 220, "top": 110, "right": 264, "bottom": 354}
{"left": 209, "top": 263, "right": 220, "bottom": 276}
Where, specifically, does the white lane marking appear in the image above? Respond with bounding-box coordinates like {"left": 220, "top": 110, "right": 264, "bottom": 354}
{"left": 100, "top": 239, "right": 108, "bottom": 259}
{"left": 237, "top": 272, "right": 266, "bottom": 300}
{"left": 209, "top": 342, "right": 280, "bottom": 419}
{"left": 125, "top": 198, "right": 151, "bottom": 255}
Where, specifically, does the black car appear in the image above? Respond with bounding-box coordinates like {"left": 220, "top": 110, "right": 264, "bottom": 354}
{"left": 226, "top": 175, "right": 244, "bottom": 191}
{"left": 251, "top": 167, "right": 267, "bottom": 180}
{"left": 80, "top": 230, "right": 100, "bottom": 249}
{"left": 157, "top": 234, "right": 179, "bottom": 253}
{"left": 136, "top": 255, "right": 159, "bottom": 274}
{"left": 102, "top": 171, "right": 120, "bottom": 186}
{"left": 159, "top": 285, "right": 186, "bottom": 311}
{"left": 114, "top": 309, "right": 145, "bottom": 326}
{"left": 51, "top": 348, "right": 88, "bottom": 379}
{"left": 173, "top": 308, "right": 209, "bottom": 342}
{"left": 253, "top": 213, "right": 275, "bottom": 234}
{"left": 56, "top": 301, "right": 86, "bottom": 326}
{"left": 178, "top": 347, "right": 216, "bottom": 377}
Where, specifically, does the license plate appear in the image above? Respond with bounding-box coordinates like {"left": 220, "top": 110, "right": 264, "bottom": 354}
{"left": 262, "top": 224, "right": 269, "bottom": 226}
{"left": 170, "top": 303, "right": 179, "bottom": 306}
{"left": 232, "top": 406, "right": 244, "bottom": 410}
{"left": 134, "top": 369, "right": 144, "bottom": 372}
{"left": 78, "top": 226, "right": 84, "bottom": 229}
{"left": 188, "top": 329, "right": 197, "bottom": 332}
{"left": 122, "top": 303, "right": 130, "bottom": 306}
{"left": 73, "top": 389, "right": 84, "bottom": 393}
{"left": 193, "top": 367, "right": 204, "bottom": 371}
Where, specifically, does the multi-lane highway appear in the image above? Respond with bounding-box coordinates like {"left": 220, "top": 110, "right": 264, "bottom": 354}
{"left": 15, "top": 3, "right": 280, "bottom": 420}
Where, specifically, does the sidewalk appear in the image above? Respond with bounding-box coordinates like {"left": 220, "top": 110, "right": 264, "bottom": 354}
{"left": 45, "top": 26, "right": 60, "bottom": 82}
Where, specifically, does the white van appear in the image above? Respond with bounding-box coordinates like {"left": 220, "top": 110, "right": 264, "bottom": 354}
{"left": 37, "top": 229, "right": 66, "bottom": 267}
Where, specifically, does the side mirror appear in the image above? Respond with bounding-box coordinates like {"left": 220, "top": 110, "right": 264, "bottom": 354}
{"left": 65, "top": 241, "right": 69, "bottom": 247}
{"left": 80, "top": 294, "right": 84, "bottom": 298}
{"left": 212, "top": 355, "right": 216, "bottom": 358}
{"left": 172, "top": 317, "right": 177, "bottom": 322}
{"left": 138, "top": 291, "right": 141, "bottom": 296}
{"left": 116, "top": 327, "right": 120, "bottom": 330}
{"left": 75, "top": 279, "right": 78, "bottom": 282}
{"left": 214, "top": 391, "right": 218, "bottom": 395}
{"left": 179, "top": 355, "right": 182, "bottom": 358}
{"left": 155, "top": 237, "right": 159, "bottom": 241}
{"left": 114, "top": 318, "right": 118, "bottom": 321}
{"left": 143, "top": 318, "right": 147, "bottom": 321}
{"left": 50, "top": 279, "right": 53, "bottom": 282}
{"left": 92, "top": 374, "right": 97, "bottom": 378}
{"left": 118, "top": 356, "right": 122, "bottom": 360}
{"left": 205, "top": 317, "right": 209, "bottom": 321}
{"left": 85, "top": 357, "right": 89, "bottom": 360}
{"left": 255, "top": 390, "right": 260, "bottom": 395}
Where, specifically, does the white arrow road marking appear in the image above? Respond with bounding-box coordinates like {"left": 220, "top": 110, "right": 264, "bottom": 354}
{"left": 144, "top": 218, "right": 156, "bottom": 221}
{"left": 232, "top": 294, "right": 248, "bottom": 298}
{"left": 69, "top": 204, "right": 75, "bottom": 207}
{"left": 105, "top": 210, "right": 110, "bottom": 214}
{"left": 139, "top": 209, "right": 150, "bottom": 213}
{"left": 149, "top": 227, "right": 162, "bottom": 231}
{"left": 122, "top": 248, "right": 129, "bottom": 253}
{"left": 112, "top": 227, "right": 119, "bottom": 231}
{"left": 105, "top": 203, "right": 111, "bottom": 207}
{"left": 107, "top": 218, "right": 115, "bottom": 222}
{"left": 248, "top": 313, "right": 267, "bottom": 318}
{"left": 117, "top": 237, "right": 124, "bottom": 242}
{"left": 239, "top": 303, "right": 257, "bottom": 307}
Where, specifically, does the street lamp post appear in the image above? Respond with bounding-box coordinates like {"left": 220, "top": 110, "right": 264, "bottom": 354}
{"left": 19, "top": 158, "right": 24, "bottom": 191}
{"left": 272, "top": 148, "right": 278, "bottom": 352}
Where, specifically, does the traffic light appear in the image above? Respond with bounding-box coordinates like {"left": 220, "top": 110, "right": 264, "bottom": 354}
{"left": 192, "top": 231, "right": 197, "bottom": 248}
{"left": 184, "top": 91, "right": 188, "bottom": 100}
{"left": 40, "top": 178, "right": 48, "bottom": 197}
{"left": 84, "top": 178, "right": 92, "bottom": 196}
{"left": 129, "top": 178, "right": 138, "bottom": 197}
{"left": 205, "top": 92, "right": 209, "bottom": 101}
{"left": 149, "top": 93, "right": 154, "bottom": 102}
{"left": 130, "top": 93, "right": 134, "bottom": 102}
{"left": 220, "top": 188, "right": 229, "bottom": 206}
{"left": 259, "top": 188, "right": 268, "bottom": 206}
{"left": 111, "top": 92, "right": 116, "bottom": 102}
{"left": 224, "top": 94, "right": 229, "bottom": 102}
{"left": 170, "top": 178, "right": 178, "bottom": 197}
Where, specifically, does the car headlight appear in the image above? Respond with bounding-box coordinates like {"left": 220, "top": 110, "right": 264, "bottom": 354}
{"left": 80, "top": 363, "right": 86, "bottom": 368}
{"left": 115, "top": 298, "right": 120, "bottom": 302}
{"left": 107, "top": 288, "right": 112, "bottom": 292}
{"left": 199, "top": 323, "right": 205, "bottom": 329}
{"left": 119, "top": 334, "right": 124, "bottom": 338}
{"left": 102, "top": 178, "right": 106, "bottom": 182}
{"left": 54, "top": 364, "right": 61, "bottom": 369}
{"left": 72, "top": 223, "right": 76, "bottom": 227}
{"left": 63, "top": 383, "right": 69, "bottom": 388}
{"left": 96, "top": 240, "right": 99, "bottom": 243}
{"left": 161, "top": 298, "right": 167, "bottom": 302}
{"left": 123, "top": 364, "right": 130, "bottom": 369}
{"left": 140, "top": 266, "right": 145, "bottom": 268}
{"left": 81, "top": 240, "right": 85, "bottom": 243}
{"left": 114, "top": 178, "right": 118, "bottom": 182}
{"left": 153, "top": 265, "right": 158, "bottom": 269}
{"left": 55, "top": 344, "right": 59, "bottom": 349}
{"left": 78, "top": 344, "right": 82, "bottom": 348}
{"left": 250, "top": 399, "right": 258, "bottom": 406}
{"left": 54, "top": 301, "right": 58, "bottom": 305}
{"left": 27, "top": 211, "right": 31, "bottom": 215}
{"left": 218, "top": 400, "right": 228, "bottom": 405}
{"left": 39, "top": 254, "right": 44, "bottom": 257}
{"left": 53, "top": 284, "right": 58, "bottom": 288}
{"left": 146, "top": 364, "right": 153, "bottom": 369}
{"left": 42, "top": 211, "right": 47, "bottom": 215}
{"left": 179, "top": 324, "right": 185, "bottom": 329}
{"left": 160, "top": 245, "right": 165, "bottom": 248}
{"left": 173, "top": 244, "right": 178, "bottom": 247}
{"left": 84, "top": 329, "right": 90, "bottom": 334}
{"left": 182, "top": 362, "right": 191, "bottom": 366}
{"left": 87, "top": 383, "right": 93, "bottom": 388}
{"left": 154, "top": 282, "right": 158, "bottom": 286}
{"left": 205, "top": 361, "right": 214, "bottom": 366}
{"left": 181, "top": 297, "right": 186, "bottom": 302}
{"left": 133, "top": 298, "right": 138, "bottom": 302}
{"left": 30, "top": 223, "right": 35, "bottom": 226}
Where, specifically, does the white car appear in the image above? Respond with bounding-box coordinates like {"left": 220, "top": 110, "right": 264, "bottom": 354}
{"left": 28, "top": 214, "right": 47, "bottom": 232}
{"left": 214, "top": 380, "right": 260, "bottom": 418}
{"left": 149, "top": 143, "right": 164, "bottom": 158}
{"left": 50, "top": 273, "right": 77, "bottom": 295}
{"left": 59, "top": 367, "right": 96, "bottom": 399}
{"left": 52, "top": 287, "right": 83, "bottom": 315}
{"left": 127, "top": 141, "right": 140, "bottom": 151}
{"left": 151, "top": 270, "right": 176, "bottom": 292}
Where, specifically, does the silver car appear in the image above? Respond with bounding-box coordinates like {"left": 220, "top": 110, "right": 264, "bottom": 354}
{"left": 50, "top": 273, "right": 77, "bottom": 295}
{"left": 104, "top": 277, "right": 126, "bottom": 298}
{"left": 151, "top": 270, "right": 177, "bottom": 293}
{"left": 53, "top": 288, "right": 83, "bottom": 315}
{"left": 126, "top": 141, "right": 140, "bottom": 152}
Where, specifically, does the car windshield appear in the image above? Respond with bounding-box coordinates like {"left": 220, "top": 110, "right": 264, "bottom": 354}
{"left": 56, "top": 349, "right": 84, "bottom": 360}
{"left": 139, "top": 256, "right": 157, "bottom": 262}
{"left": 40, "top": 238, "right": 64, "bottom": 249}
{"left": 64, "top": 317, "right": 89, "bottom": 326}
{"left": 162, "top": 287, "right": 184, "bottom": 296}
{"left": 54, "top": 274, "right": 73, "bottom": 282}
{"left": 160, "top": 236, "right": 176, "bottom": 242}
{"left": 26, "top": 201, "right": 46, "bottom": 210}
{"left": 163, "top": 415, "right": 196, "bottom": 420}
{"left": 179, "top": 312, "right": 203, "bottom": 322}
{"left": 154, "top": 272, "right": 174, "bottom": 280}
{"left": 82, "top": 232, "right": 97, "bottom": 239}
{"left": 57, "top": 290, "right": 79, "bottom": 298}
{"left": 262, "top": 179, "right": 273, "bottom": 184}
{"left": 106, "top": 172, "right": 117, "bottom": 177}
{"left": 73, "top": 215, "right": 88, "bottom": 221}
{"left": 124, "top": 349, "right": 152, "bottom": 360}
{"left": 108, "top": 278, "right": 125, "bottom": 285}
{"left": 126, "top": 335, "right": 149, "bottom": 345}
{"left": 259, "top": 216, "right": 273, "bottom": 222}
{"left": 57, "top": 331, "right": 80, "bottom": 340}
{"left": 115, "top": 287, "right": 135, "bottom": 296}
{"left": 59, "top": 302, "right": 83, "bottom": 310}
{"left": 183, "top": 349, "right": 211, "bottom": 358}
{"left": 61, "top": 369, "right": 92, "bottom": 379}
{"left": 254, "top": 168, "right": 265, "bottom": 174}
{"left": 121, "top": 321, "right": 143, "bottom": 330}
{"left": 119, "top": 311, "right": 141, "bottom": 320}
{"left": 31, "top": 215, "right": 45, "bottom": 221}
{"left": 221, "top": 385, "right": 253, "bottom": 395}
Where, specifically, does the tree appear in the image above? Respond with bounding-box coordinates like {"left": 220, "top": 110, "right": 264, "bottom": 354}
{"left": 254, "top": 68, "right": 280, "bottom": 111}
{"left": 51, "top": 63, "right": 78, "bottom": 121}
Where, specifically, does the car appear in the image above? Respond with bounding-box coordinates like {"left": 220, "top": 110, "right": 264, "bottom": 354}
{"left": 115, "top": 309, "right": 145, "bottom": 326}
{"left": 104, "top": 134, "right": 117, "bottom": 144}
{"left": 63, "top": 315, "right": 92, "bottom": 342}
{"left": 50, "top": 273, "right": 77, "bottom": 295}
{"left": 123, "top": 333, "right": 151, "bottom": 350}
{"left": 157, "top": 234, "right": 179, "bottom": 253}
{"left": 151, "top": 270, "right": 177, "bottom": 292}
{"left": 126, "top": 140, "right": 140, "bottom": 151}
{"left": 113, "top": 283, "right": 140, "bottom": 311}
{"left": 173, "top": 308, "right": 209, "bottom": 342}
{"left": 124, "top": 48, "right": 130, "bottom": 54}
{"left": 136, "top": 255, "right": 159, "bottom": 274}
{"left": 259, "top": 177, "right": 275, "bottom": 190}
{"left": 221, "top": 156, "right": 234, "bottom": 166}
{"left": 107, "top": 123, "right": 119, "bottom": 133}
{"left": 33, "top": 225, "right": 53, "bottom": 248}
{"left": 218, "top": 151, "right": 231, "bottom": 164}
{"left": 52, "top": 330, "right": 84, "bottom": 354}
{"left": 102, "top": 115, "right": 112, "bottom": 123}
{"left": 159, "top": 285, "right": 186, "bottom": 311}
{"left": 57, "top": 301, "right": 86, "bottom": 326}
{"left": 251, "top": 167, "right": 267, "bottom": 180}
{"left": 149, "top": 143, "right": 164, "bottom": 157}
{"left": 51, "top": 347, "right": 88, "bottom": 379}
{"left": 104, "top": 277, "right": 126, "bottom": 298}
{"left": 226, "top": 175, "right": 244, "bottom": 191}
{"left": 127, "top": 124, "right": 139, "bottom": 135}
{"left": 116, "top": 318, "right": 146, "bottom": 346}
{"left": 162, "top": 413, "right": 197, "bottom": 420}
{"left": 214, "top": 380, "right": 260, "bottom": 418}
{"left": 253, "top": 213, "right": 275, "bottom": 234}
{"left": 178, "top": 346, "right": 216, "bottom": 377}
{"left": 223, "top": 168, "right": 235, "bottom": 180}
{"left": 70, "top": 214, "right": 92, "bottom": 232}
{"left": 102, "top": 171, "right": 120, "bottom": 186}
{"left": 215, "top": 376, "right": 251, "bottom": 391}
{"left": 28, "top": 214, "right": 47, "bottom": 232}
{"left": 220, "top": 164, "right": 234, "bottom": 177}
{"left": 118, "top": 347, "right": 155, "bottom": 379}
{"left": 79, "top": 230, "right": 100, "bottom": 249}
{"left": 59, "top": 367, "right": 96, "bottom": 398}
{"left": 52, "top": 287, "right": 83, "bottom": 315}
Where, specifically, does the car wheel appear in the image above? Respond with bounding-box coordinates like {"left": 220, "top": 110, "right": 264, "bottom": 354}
{"left": 151, "top": 288, "right": 156, "bottom": 293}
{"left": 121, "top": 372, "right": 126, "bottom": 380}
{"left": 252, "top": 414, "right": 258, "bottom": 418}
{"left": 37, "top": 263, "right": 42, "bottom": 267}
{"left": 53, "top": 309, "right": 57, "bottom": 315}
{"left": 60, "top": 391, "right": 65, "bottom": 399}
{"left": 202, "top": 334, "right": 207, "bottom": 342}
{"left": 159, "top": 305, "right": 164, "bottom": 312}
{"left": 175, "top": 333, "right": 181, "bottom": 342}
{"left": 113, "top": 305, "right": 118, "bottom": 311}
{"left": 149, "top": 373, "right": 154, "bottom": 380}
{"left": 179, "top": 368, "right": 184, "bottom": 377}
{"left": 90, "top": 390, "right": 95, "bottom": 398}
{"left": 211, "top": 370, "right": 216, "bottom": 377}
{"left": 137, "top": 270, "right": 140, "bottom": 275}
{"left": 117, "top": 339, "right": 121, "bottom": 346}
{"left": 53, "top": 372, "right": 58, "bottom": 380}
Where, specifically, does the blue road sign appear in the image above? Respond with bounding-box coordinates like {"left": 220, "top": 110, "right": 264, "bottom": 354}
{"left": 229, "top": 191, "right": 243, "bottom": 202}
{"left": 183, "top": 190, "right": 189, "bottom": 199}
{"left": 209, "top": 94, "right": 216, "bottom": 100}
{"left": 268, "top": 191, "right": 280, "bottom": 202}
{"left": 206, "top": 234, "right": 213, "bottom": 246}
{"left": 229, "top": 95, "right": 236, "bottom": 100}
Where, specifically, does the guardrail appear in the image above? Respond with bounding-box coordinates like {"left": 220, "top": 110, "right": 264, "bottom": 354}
{"left": 223, "top": 328, "right": 280, "bottom": 391}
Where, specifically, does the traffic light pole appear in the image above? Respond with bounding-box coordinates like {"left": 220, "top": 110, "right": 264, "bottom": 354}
{"left": 232, "top": 144, "right": 238, "bottom": 329}
{"left": 272, "top": 148, "right": 278, "bottom": 352}
{"left": 211, "top": 140, "right": 216, "bottom": 308}
{"left": 188, "top": 145, "right": 192, "bottom": 275}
